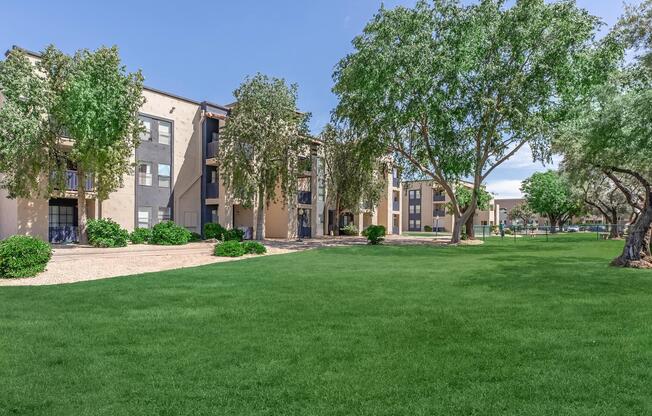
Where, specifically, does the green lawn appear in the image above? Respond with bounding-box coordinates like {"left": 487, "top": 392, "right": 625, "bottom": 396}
{"left": 1, "top": 235, "right": 651, "bottom": 415}
{"left": 402, "top": 231, "right": 452, "bottom": 237}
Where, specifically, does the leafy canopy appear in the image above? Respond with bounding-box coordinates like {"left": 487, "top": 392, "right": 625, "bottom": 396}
{"left": 521, "top": 170, "right": 581, "bottom": 223}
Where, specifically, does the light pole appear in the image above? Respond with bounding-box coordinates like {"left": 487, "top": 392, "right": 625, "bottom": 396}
{"left": 435, "top": 216, "right": 440, "bottom": 238}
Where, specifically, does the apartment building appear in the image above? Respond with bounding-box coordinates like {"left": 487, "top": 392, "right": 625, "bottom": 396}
{"left": 402, "top": 180, "right": 500, "bottom": 232}
{"left": 0, "top": 46, "right": 400, "bottom": 243}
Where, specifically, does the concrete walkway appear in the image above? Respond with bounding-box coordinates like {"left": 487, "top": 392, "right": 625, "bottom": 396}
{"left": 0, "top": 235, "right": 458, "bottom": 287}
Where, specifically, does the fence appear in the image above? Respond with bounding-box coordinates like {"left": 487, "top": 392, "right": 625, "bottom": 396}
{"left": 469, "top": 224, "right": 629, "bottom": 242}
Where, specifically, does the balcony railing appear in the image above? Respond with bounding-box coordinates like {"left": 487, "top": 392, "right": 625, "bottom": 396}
{"left": 433, "top": 210, "right": 446, "bottom": 217}
{"left": 49, "top": 226, "right": 78, "bottom": 243}
{"left": 393, "top": 201, "right": 400, "bottom": 211}
{"left": 298, "top": 191, "right": 312, "bottom": 205}
{"left": 206, "top": 141, "right": 218, "bottom": 159}
{"left": 206, "top": 182, "right": 219, "bottom": 199}
{"left": 393, "top": 177, "right": 399, "bottom": 187}
{"left": 53, "top": 170, "right": 94, "bottom": 192}
{"left": 392, "top": 226, "right": 399, "bottom": 235}
{"left": 433, "top": 194, "right": 446, "bottom": 202}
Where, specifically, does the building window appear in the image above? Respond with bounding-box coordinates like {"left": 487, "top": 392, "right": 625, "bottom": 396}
{"left": 158, "top": 121, "right": 171, "bottom": 145}
{"left": 138, "top": 207, "right": 151, "bottom": 228}
{"left": 409, "top": 189, "right": 421, "bottom": 200}
{"left": 140, "top": 119, "right": 152, "bottom": 141}
{"left": 158, "top": 163, "right": 170, "bottom": 188}
{"left": 158, "top": 207, "right": 171, "bottom": 223}
{"left": 138, "top": 162, "right": 153, "bottom": 186}
{"left": 208, "top": 206, "right": 219, "bottom": 224}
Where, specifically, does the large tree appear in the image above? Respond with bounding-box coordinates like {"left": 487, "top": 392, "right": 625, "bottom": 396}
{"left": 555, "top": 1, "right": 652, "bottom": 267}
{"left": 508, "top": 203, "right": 535, "bottom": 228}
{"left": 0, "top": 46, "right": 144, "bottom": 243}
{"left": 218, "top": 73, "right": 310, "bottom": 240}
{"left": 447, "top": 185, "right": 492, "bottom": 239}
{"left": 521, "top": 171, "right": 582, "bottom": 232}
{"left": 333, "top": 0, "right": 605, "bottom": 243}
{"left": 320, "top": 124, "right": 387, "bottom": 235}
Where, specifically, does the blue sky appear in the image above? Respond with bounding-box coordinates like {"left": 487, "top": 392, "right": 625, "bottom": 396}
{"left": 0, "top": 0, "right": 636, "bottom": 198}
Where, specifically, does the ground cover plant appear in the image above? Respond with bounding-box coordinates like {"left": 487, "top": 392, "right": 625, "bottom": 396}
{"left": 1, "top": 234, "right": 651, "bottom": 415}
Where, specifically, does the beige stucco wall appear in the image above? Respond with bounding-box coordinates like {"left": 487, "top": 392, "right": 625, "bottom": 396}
{"left": 0, "top": 187, "right": 18, "bottom": 240}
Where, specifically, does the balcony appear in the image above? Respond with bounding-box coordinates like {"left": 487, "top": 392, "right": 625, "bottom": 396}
{"left": 393, "top": 177, "right": 399, "bottom": 188}
{"left": 206, "top": 182, "right": 219, "bottom": 199}
{"left": 53, "top": 170, "right": 94, "bottom": 192}
{"left": 298, "top": 157, "right": 312, "bottom": 175}
{"left": 49, "top": 226, "right": 78, "bottom": 244}
{"left": 206, "top": 141, "right": 218, "bottom": 159}
{"left": 433, "top": 209, "right": 446, "bottom": 217}
{"left": 298, "top": 191, "right": 312, "bottom": 205}
{"left": 433, "top": 194, "right": 446, "bottom": 202}
{"left": 393, "top": 201, "right": 400, "bottom": 211}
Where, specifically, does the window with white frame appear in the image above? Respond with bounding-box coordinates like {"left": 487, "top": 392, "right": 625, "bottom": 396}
{"left": 158, "top": 163, "right": 170, "bottom": 188}
{"left": 138, "top": 162, "right": 153, "bottom": 186}
{"left": 140, "top": 119, "right": 152, "bottom": 141}
{"left": 138, "top": 207, "right": 151, "bottom": 228}
{"left": 158, "top": 121, "right": 171, "bottom": 145}
{"left": 158, "top": 207, "right": 171, "bottom": 223}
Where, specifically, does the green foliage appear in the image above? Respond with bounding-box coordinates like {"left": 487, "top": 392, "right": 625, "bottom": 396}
{"left": 332, "top": 0, "right": 610, "bottom": 243}
{"left": 242, "top": 241, "right": 267, "bottom": 255}
{"left": 86, "top": 218, "right": 129, "bottom": 248}
{"left": 224, "top": 228, "right": 245, "bottom": 242}
{"left": 214, "top": 240, "right": 245, "bottom": 257}
{"left": 508, "top": 203, "right": 536, "bottom": 226}
{"left": 522, "top": 171, "right": 582, "bottom": 228}
{"left": 189, "top": 232, "right": 202, "bottom": 242}
{"left": 218, "top": 73, "right": 310, "bottom": 239}
{"left": 423, "top": 225, "right": 432, "bottom": 232}
{"left": 204, "top": 223, "right": 227, "bottom": 240}
{"left": 362, "top": 225, "right": 386, "bottom": 245}
{"left": 448, "top": 185, "right": 492, "bottom": 213}
{"left": 321, "top": 124, "right": 387, "bottom": 220}
{"left": 129, "top": 228, "right": 152, "bottom": 245}
{"left": 0, "top": 236, "right": 52, "bottom": 278}
{"left": 340, "top": 224, "right": 359, "bottom": 236}
{"left": 150, "top": 221, "right": 191, "bottom": 246}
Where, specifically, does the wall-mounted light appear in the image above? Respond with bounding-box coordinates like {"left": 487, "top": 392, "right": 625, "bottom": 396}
{"left": 170, "top": 106, "right": 176, "bottom": 114}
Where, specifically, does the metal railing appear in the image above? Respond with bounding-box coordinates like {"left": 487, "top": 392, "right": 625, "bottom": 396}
{"left": 298, "top": 191, "right": 312, "bottom": 205}
{"left": 206, "top": 141, "right": 218, "bottom": 159}
{"left": 433, "top": 210, "right": 446, "bottom": 217}
{"left": 393, "top": 177, "right": 400, "bottom": 187}
{"left": 433, "top": 194, "right": 446, "bottom": 202}
{"left": 392, "top": 226, "right": 399, "bottom": 234}
{"left": 53, "top": 170, "right": 94, "bottom": 191}
{"left": 468, "top": 223, "right": 630, "bottom": 242}
{"left": 49, "top": 226, "right": 78, "bottom": 244}
{"left": 393, "top": 201, "right": 400, "bottom": 211}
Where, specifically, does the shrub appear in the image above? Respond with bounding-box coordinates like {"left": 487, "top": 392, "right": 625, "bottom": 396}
{"left": 189, "top": 232, "right": 202, "bottom": 242}
{"left": 362, "top": 225, "right": 386, "bottom": 245}
{"left": 340, "top": 224, "right": 359, "bottom": 236}
{"left": 129, "top": 227, "right": 152, "bottom": 244}
{"left": 204, "top": 223, "right": 227, "bottom": 240}
{"left": 214, "top": 240, "right": 245, "bottom": 257}
{"left": 242, "top": 241, "right": 267, "bottom": 255}
{"left": 150, "top": 221, "right": 192, "bottom": 245}
{"left": 0, "top": 236, "right": 52, "bottom": 278}
{"left": 86, "top": 218, "right": 129, "bottom": 248}
{"left": 504, "top": 228, "right": 513, "bottom": 235}
{"left": 423, "top": 225, "right": 433, "bottom": 232}
{"left": 224, "top": 228, "right": 245, "bottom": 242}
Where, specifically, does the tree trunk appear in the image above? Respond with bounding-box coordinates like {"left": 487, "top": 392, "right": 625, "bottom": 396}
{"left": 255, "top": 188, "right": 266, "bottom": 241}
{"left": 77, "top": 167, "right": 88, "bottom": 245}
{"left": 549, "top": 216, "right": 557, "bottom": 233}
{"left": 465, "top": 216, "right": 475, "bottom": 240}
{"left": 333, "top": 200, "right": 341, "bottom": 236}
{"left": 451, "top": 217, "right": 463, "bottom": 244}
{"left": 609, "top": 211, "right": 620, "bottom": 239}
{"left": 612, "top": 192, "right": 652, "bottom": 268}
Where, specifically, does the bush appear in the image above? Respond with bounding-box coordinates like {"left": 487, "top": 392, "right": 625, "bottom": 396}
{"left": 362, "top": 225, "right": 386, "bottom": 245}
{"left": 150, "top": 221, "right": 192, "bottom": 245}
{"left": 504, "top": 228, "right": 513, "bottom": 235}
{"left": 129, "top": 227, "right": 152, "bottom": 244}
{"left": 0, "top": 236, "right": 52, "bottom": 278}
{"left": 423, "top": 225, "right": 433, "bottom": 232}
{"left": 214, "top": 240, "right": 245, "bottom": 257}
{"left": 86, "top": 218, "right": 129, "bottom": 248}
{"left": 224, "top": 228, "right": 245, "bottom": 242}
{"left": 189, "top": 232, "right": 202, "bottom": 242}
{"left": 242, "top": 241, "right": 267, "bottom": 255}
{"left": 340, "top": 224, "right": 359, "bottom": 236}
{"left": 204, "top": 223, "right": 227, "bottom": 240}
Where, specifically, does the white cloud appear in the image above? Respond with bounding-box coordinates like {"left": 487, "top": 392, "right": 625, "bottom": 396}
{"left": 499, "top": 143, "right": 560, "bottom": 170}
{"left": 486, "top": 179, "right": 524, "bottom": 199}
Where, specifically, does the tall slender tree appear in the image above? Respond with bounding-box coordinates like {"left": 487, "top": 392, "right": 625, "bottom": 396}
{"left": 320, "top": 124, "right": 387, "bottom": 235}
{"left": 333, "top": 0, "right": 607, "bottom": 243}
{"left": 218, "top": 73, "right": 310, "bottom": 240}
{"left": 0, "top": 46, "right": 144, "bottom": 243}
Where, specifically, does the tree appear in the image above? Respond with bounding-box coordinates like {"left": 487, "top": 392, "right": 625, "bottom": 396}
{"left": 521, "top": 171, "right": 582, "bottom": 232}
{"left": 333, "top": 0, "right": 605, "bottom": 243}
{"left": 554, "top": 2, "right": 652, "bottom": 267}
{"left": 508, "top": 203, "right": 535, "bottom": 229}
{"left": 0, "top": 46, "right": 144, "bottom": 243}
{"left": 321, "top": 124, "right": 387, "bottom": 235}
{"left": 447, "top": 185, "right": 492, "bottom": 239}
{"left": 218, "top": 73, "right": 310, "bottom": 240}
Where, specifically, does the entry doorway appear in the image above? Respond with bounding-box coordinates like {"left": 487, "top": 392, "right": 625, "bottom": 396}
{"left": 48, "top": 199, "right": 78, "bottom": 243}
{"left": 298, "top": 208, "right": 311, "bottom": 239}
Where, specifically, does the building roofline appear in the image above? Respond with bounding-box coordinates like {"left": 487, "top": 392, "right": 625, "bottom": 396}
{"left": 4, "top": 45, "right": 230, "bottom": 112}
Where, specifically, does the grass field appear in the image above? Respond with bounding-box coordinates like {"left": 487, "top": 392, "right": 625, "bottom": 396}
{"left": 1, "top": 234, "right": 651, "bottom": 415}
